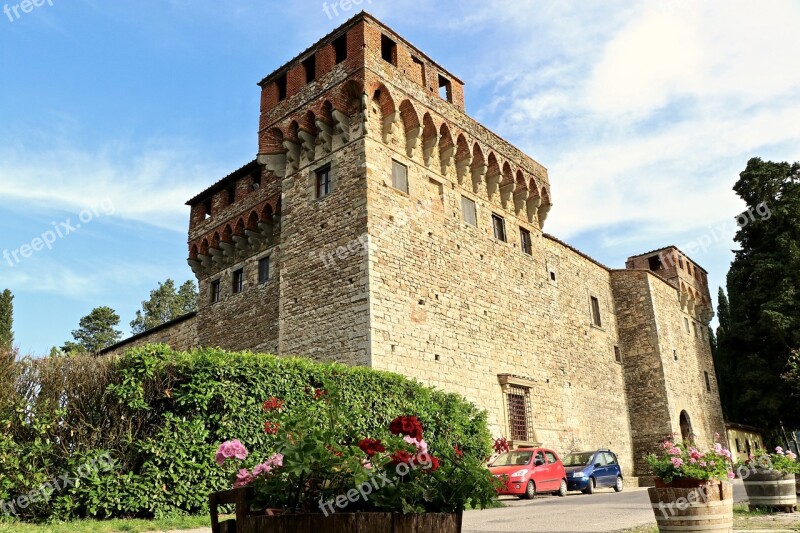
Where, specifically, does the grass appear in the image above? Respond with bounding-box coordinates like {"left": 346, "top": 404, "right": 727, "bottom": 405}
{"left": 733, "top": 503, "right": 800, "bottom": 531}
{"left": 0, "top": 515, "right": 213, "bottom": 533}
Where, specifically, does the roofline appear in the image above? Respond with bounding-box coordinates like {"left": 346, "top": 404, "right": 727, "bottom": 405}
{"left": 543, "top": 233, "right": 610, "bottom": 272}
{"left": 257, "top": 11, "right": 464, "bottom": 88}
{"left": 185, "top": 160, "right": 260, "bottom": 206}
{"left": 98, "top": 312, "right": 197, "bottom": 355}
{"left": 608, "top": 268, "right": 681, "bottom": 292}
{"left": 628, "top": 245, "right": 709, "bottom": 275}
{"left": 725, "top": 422, "right": 765, "bottom": 433}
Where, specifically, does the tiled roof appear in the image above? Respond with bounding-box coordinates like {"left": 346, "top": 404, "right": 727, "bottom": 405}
{"left": 185, "top": 160, "right": 260, "bottom": 206}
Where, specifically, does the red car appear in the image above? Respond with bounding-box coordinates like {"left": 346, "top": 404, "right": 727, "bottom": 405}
{"left": 488, "top": 447, "right": 567, "bottom": 499}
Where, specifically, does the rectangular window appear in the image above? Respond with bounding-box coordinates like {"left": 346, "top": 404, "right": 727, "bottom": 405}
{"left": 232, "top": 269, "right": 244, "bottom": 294}
{"left": 316, "top": 166, "right": 332, "bottom": 198}
{"left": 203, "top": 199, "right": 212, "bottom": 220}
{"left": 461, "top": 196, "right": 477, "bottom": 226}
{"left": 258, "top": 257, "right": 270, "bottom": 284}
{"left": 391, "top": 160, "right": 408, "bottom": 193}
{"left": 492, "top": 214, "right": 506, "bottom": 242}
{"left": 438, "top": 74, "right": 453, "bottom": 102}
{"left": 704, "top": 371, "right": 712, "bottom": 392}
{"left": 333, "top": 34, "right": 348, "bottom": 64}
{"left": 412, "top": 56, "right": 426, "bottom": 86}
{"left": 210, "top": 280, "right": 221, "bottom": 303}
{"left": 302, "top": 55, "right": 316, "bottom": 83}
{"left": 252, "top": 174, "right": 261, "bottom": 190}
{"left": 679, "top": 256, "right": 684, "bottom": 269}
{"left": 684, "top": 317, "right": 690, "bottom": 333}
{"left": 519, "top": 227, "right": 532, "bottom": 255}
{"left": 275, "top": 74, "right": 287, "bottom": 101}
{"left": 506, "top": 385, "right": 532, "bottom": 442}
{"left": 614, "top": 346, "right": 622, "bottom": 364}
{"left": 735, "top": 438, "right": 742, "bottom": 453}
{"left": 648, "top": 255, "right": 662, "bottom": 271}
{"left": 590, "top": 296, "right": 602, "bottom": 327}
{"left": 693, "top": 322, "right": 698, "bottom": 338}
{"left": 381, "top": 34, "right": 397, "bottom": 65}
{"left": 227, "top": 185, "right": 236, "bottom": 205}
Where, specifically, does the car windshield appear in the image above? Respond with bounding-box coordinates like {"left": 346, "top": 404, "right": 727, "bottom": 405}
{"left": 563, "top": 452, "right": 595, "bottom": 467}
{"left": 491, "top": 451, "right": 533, "bottom": 467}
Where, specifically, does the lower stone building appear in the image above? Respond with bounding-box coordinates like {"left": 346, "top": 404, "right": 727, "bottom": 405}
{"left": 103, "top": 12, "right": 726, "bottom": 482}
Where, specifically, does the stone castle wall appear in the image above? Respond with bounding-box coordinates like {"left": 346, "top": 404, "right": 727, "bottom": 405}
{"left": 100, "top": 313, "right": 199, "bottom": 357}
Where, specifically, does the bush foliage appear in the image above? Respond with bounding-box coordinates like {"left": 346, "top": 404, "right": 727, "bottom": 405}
{"left": 0, "top": 345, "right": 492, "bottom": 521}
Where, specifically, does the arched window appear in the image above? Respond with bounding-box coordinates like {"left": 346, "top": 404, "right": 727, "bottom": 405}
{"left": 679, "top": 411, "right": 693, "bottom": 443}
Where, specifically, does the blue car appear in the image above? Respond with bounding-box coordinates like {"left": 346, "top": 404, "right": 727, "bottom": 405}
{"left": 563, "top": 449, "right": 624, "bottom": 494}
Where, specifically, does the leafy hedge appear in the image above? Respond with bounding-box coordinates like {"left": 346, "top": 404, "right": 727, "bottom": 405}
{"left": 0, "top": 345, "right": 492, "bottom": 521}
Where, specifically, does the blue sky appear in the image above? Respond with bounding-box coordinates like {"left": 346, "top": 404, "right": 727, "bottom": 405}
{"left": 2, "top": 0, "right": 800, "bottom": 355}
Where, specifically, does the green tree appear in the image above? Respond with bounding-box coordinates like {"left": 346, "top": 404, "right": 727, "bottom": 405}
{"left": 0, "top": 289, "right": 13, "bottom": 354}
{"left": 724, "top": 157, "right": 800, "bottom": 428}
{"left": 713, "top": 287, "right": 737, "bottom": 421}
{"left": 64, "top": 306, "right": 122, "bottom": 355}
{"left": 130, "top": 279, "right": 197, "bottom": 335}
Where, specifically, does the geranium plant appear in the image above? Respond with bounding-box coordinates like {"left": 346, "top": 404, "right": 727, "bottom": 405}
{"left": 736, "top": 446, "right": 799, "bottom": 475}
{"left": 646, "top": 435, "right": 735, "bottom": 483}
{"left": 214, "top": 384, "right": 501, "bottom": 515}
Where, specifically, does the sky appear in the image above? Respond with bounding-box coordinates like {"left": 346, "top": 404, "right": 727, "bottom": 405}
{"left": 1, "top": 0, "right": 799, "bottom": 355}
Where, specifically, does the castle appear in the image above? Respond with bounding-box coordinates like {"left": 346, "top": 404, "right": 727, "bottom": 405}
{"left": 105, "top": 12, "right": 726, "bottom": 481}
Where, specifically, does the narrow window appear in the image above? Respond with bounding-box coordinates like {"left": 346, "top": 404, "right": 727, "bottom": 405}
{"left": 438, "top": 74, "right": 452, "bottom": 102}
{"left": 550, "top": 271, "right": 557, "bottom": 282}
{"left": 461, "top": 196, "right": 477, "bottom": 226}
{"left": 252, "top": 174, "right": 261, "bottom": 190}
{"left": 302, "top": 55, "right": 316, "bottom": 83}
{"left": 275, "top": 74, "right": 287, "bottom": 101}
{"left": 693, "top": 322, "right": 698, "bottom": 338}
{"left": 519, "top": 227, "right": 532, "bottom": 255}
{"left": 704, "top": 371, "right": 712, "bottom": 392}
{"left": 316, "top": 165, "right": 332, "bottom": 198}
{"left": 210, "top": 280, "right": 221, "bottom": 303}
{"left": 203, "top": 199, "right": 212, "bottom": 220}
{"left": 381, "top": 34, "right": 397, "bottom": 65}
{"left": 232, "top": 269, "right": 244, "bottom": 294}
{"left": 258, "top": 257, "right": 270, "bottom": 284}
{"left": 735, "top": 438, "right": 742, "bottom": 453}
{"left": 391, "top": 160, "right": 408, "bottom": 193}
{"left": 648, "top": 255, "right": 662, "bottom": 271}
{"left": 506, "top": 385, "right": 531, "bottom": 442}
{"left": 333, "top": 34, "right": 348, "bottom": 64}
{"left": 412, "top": 56, "right": 426, "bottom": 86}
{"left": 614, "top": 346, "right": 622, "bottom": 364}
{"left": 673, "top": 349, "right": 678, "bottom": 361}
{"left": 684, "top": 317, "right": 690, "bottom": 333}
{"left": 678, "top": 256, "right": 684, "bottom": 269}
{"left": 226, "top": 185, "right": 236, "bottom": 205}
{"left": 492, "top": 214, "right": 506, "bottom": 242}
{"left": 590, "top": 296, "right": 602, "bottom": 327}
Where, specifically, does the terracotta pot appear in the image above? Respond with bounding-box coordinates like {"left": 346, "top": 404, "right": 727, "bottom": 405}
{"left": 648, "top": 479, "right": 733, "bottom": 532}
{"left": 743, "top": 469, "right": 797, "bottom": 512}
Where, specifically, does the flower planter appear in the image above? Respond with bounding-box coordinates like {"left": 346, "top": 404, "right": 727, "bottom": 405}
{"left": 209, "top": 489, "right": 463, "bottom": 533}
{"left": 743, "top": 469, "right": 797, "bottom": 512}
{"left": 648, "top": 479, "right": 733, "bottom": 533}
{"left": 796, "top": 474, "right": 800, "bottom": 498}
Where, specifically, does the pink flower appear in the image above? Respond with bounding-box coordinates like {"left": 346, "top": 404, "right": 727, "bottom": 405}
{"left": 232, "top": 468, "right": 255, "bottom": 488}
{"left": 728, "top": 471, "right": 736, "bottom": 480}
{"left": 668, "top": 447, "right": 681, "bottom": 456}
{"left": 689, "top": 457, "right": 698, "bottom": 464}
{"left": 269, "top": 453, "right": 284, "bottom": 468}
{"left": 404, "top": 435, "right": 429, "bottom": 455}
{"left": 662, "top": 441, "right": 674, "bottom": 449}
{"left": 714, "top": 443, "right": 723, "bottom": 454}
{"left": 215, "top": 440, "right": 249, "bottom": 466}
{"left": 252, "top": 463, "right": 272, "bottom": 477}
{"left": 699, "top": 461, "right": 707, "bottom": 467}
{"left": 775, "top": 446, "right": 785, "bottom": 455}
{"left": 689, "top": 448, "right": 703, "bottom": 460}
{"left": 709, "top": 461, "right": 716, "bottom": 467}
{"left": 788, "top": 451, "right": 797, "bottom": 460}
{"left": 671, "top": 457, "right": 684, "bottom": 468}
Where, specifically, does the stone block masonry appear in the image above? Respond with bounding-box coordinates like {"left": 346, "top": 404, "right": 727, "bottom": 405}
{"left": 107, "top": 12, "right": 726, "bottom": 483}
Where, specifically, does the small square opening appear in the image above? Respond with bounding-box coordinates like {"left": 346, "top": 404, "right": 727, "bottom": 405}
{"left": 302, "top": 55, "right": 316, "bottom": 83}
{"left": 381, "top": 34, "right": 397, "bottom": 65}
{"left": 438, "top": 74, "right": 453, "bottom": 102}
{"left": 648, "top": 255, "right": 662, "bottom": 271}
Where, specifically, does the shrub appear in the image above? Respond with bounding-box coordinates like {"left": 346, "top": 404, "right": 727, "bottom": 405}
{"left": 0, "top": 345, "right": 492, "bottom": 522}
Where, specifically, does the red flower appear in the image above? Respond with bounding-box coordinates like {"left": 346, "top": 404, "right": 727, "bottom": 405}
{"left": 358, "top": 438, "right": 386, "bottom": 457}
{"left": 326, "top": 445, "right": 344, "bottom": 457}
{"left": 426, "top": 455, "right": 441, "bottom": 472}
{"left": 454, "top": 445, "right": 464, "bottom": 459}
{"left": 314, "top": 389, "right": 328, "bottom": 400}
{"left": 493, "top": 437, "right": 510, "bottom": 454}
{"left": 389, "top": 416, "right": 424, "bottom": 441}
{"left": 263, "top": 421, "right": 280, "bottom": 435}
{"left": 262, "top": 397, "right": 284, "bottom": 412}
{"left": 389, "top": 449, "right": 413, "bottom": 466}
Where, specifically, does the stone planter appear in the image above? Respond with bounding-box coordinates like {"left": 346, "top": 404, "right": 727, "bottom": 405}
{"left": 209, "top": 489, "right": 463, "bottom": 533}
{"left": 743, "top": 469, "right": 797, "bottom": 512}
{"left": 648, "top": 479, "right": 733, "bottom": 532}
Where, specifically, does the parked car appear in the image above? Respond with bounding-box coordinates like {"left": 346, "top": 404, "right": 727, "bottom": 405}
{"left": 563, "top": 449, "right": 624, "bottom": 494}
{"left": 488, "top": 447, "right": 567, "bottom": 499}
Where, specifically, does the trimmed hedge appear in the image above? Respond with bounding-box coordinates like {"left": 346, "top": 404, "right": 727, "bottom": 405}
{"left": 0, "top": 345, "right": 492, "bottom": 521}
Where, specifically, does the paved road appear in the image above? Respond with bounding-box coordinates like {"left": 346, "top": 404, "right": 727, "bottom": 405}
{"left": 462, "top": 479, "right": 749, "bottom": 533}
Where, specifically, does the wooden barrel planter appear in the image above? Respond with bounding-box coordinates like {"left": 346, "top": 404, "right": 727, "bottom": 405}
{"left": 209, "top": 489, "right": 463, "bottom": 533}
{"left": 648, "top": 479, "right": 733, "bottom": 532}
{"left": 743, "top": 469, "right": 797, "bottom": 512}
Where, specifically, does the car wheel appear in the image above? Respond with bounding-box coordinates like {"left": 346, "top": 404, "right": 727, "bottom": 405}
{"left": 523, "top": 480, "right": 536, "bottom": 499}
{"left": 614, "top": 476, "right": 624, "bottom": 492}
{"left": 582, "top": 477, "right": 595, "bottom": 494}
{"left": 557, "top": 479, "right": 568, "bottom": 497}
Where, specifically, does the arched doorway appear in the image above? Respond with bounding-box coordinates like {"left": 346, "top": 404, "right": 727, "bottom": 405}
{"left": 679, "top": 411, "right": 693, "bottom": 443}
